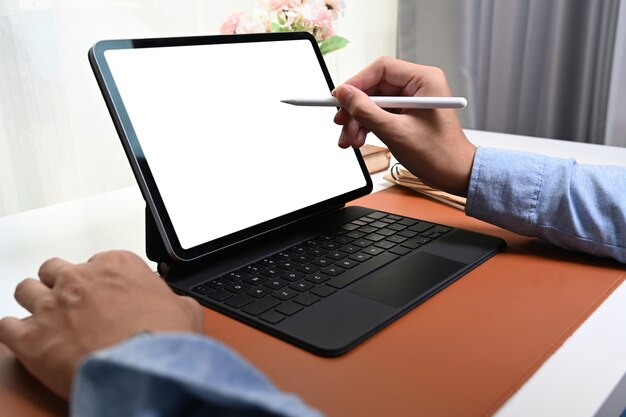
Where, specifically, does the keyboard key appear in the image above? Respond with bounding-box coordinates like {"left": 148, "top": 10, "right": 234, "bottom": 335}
{"left": 386, "top": 235, "right": 407, "bottom": 243}
{"left": 275, "top": 301, "right": 303, "bottom": 316}
{"left": 312, "top": 258, "right": 333, "bottom": 267}
{"left": 364, "top": 233, "right": 385, "bottom": 242}
{"left": 225, "top": 293, "right": 254, "bottom": 308}
{"left": 320, "top": 241, "right": 341, "bottom": 251}
{"left": 349, "top": 252, "right": 372, "bottom": 262}
{"left": 225, "top": 282, "right": 251, "bottom": 293}
{"left": 340, "top": 245, "right": 360, "bottom": 254}
{"left": 376, "top": 228, "right": 396, "bottom": 237}
{"left": 363, "top": 246, "right": 385, "bottom": 255}
{"left": 317, "top": 233, "right": 335, "bottom": 241}
{"left": 414, "top": 237, "right": 432, "bottom": 245}
{"left": 289, "top": 245, "right": 308, "bottom": 254}
{"left": 398, "top": 218, "right": 418, "bottom": 226}
{"left": 351, "top": 220, "right": 367, "bottom": 226}
{"left": 387, "top": 214, "right": 402, "bottom": 221}
{"left": 409, "top": 222, "right": 434, "bottom": 233}
{"left": 280, "top": 271, "right": 305, "bottom": 282}
{"left": 367, "top": 211, "right": 387, "bottom": 219}
{"left": 353, "top": 239, "right": 373, "bottom": 248}
{"left": 307, "top": 248, "right": 328, "bottom": 257}
{"left": 379, "top": 217, "right": 396, "bottom": 224}
{"left": 206, "top": 278, "right": 229, "bottom": 289}
{"left": 241, "top": 264, "right": 262, "bottom": 274}
{"left": 356, "top": 226, "right": 377, "bottom": 234}
{"left": 326, "top": 251, "right": 347, "bottom": 260}
{"left": 305, "top": 273, "right": 330, "bottom": 284}
{"left": 273, "top": 252, "right": 291, "bottom": 260}
{"left": 334, "top": 236, "right": 354, "bottom": 245}
{"left": 293, "top": 293, "right": 321, "bottom": 306}
{"left": 242, "top": 297, "right": 281, "bottom": 316}
{"left": 264, "top": 278, "right": 288, "bottom": 290}
{"left": 389, "top": 245, "right": 411, "bottom": 256}
{"left": 192, "top": 285, "right": 213, "bottom": 295}
{"left": 261, "top": 267, "right": 284, "bottom": 278}
{"left": 276, "top": 260, "right": 299, "bottom": 270}
{"left": 326, "top": 252, "right": 399, "bottom": 289}
{"left": 341, "top": 223, "right": 360, "bottom": 231}
{"left": 431, "top": 225, "right": 452, "bottom": 234}
{"left": 243, "top": 275, "right": 267, "bottom": 285}
{"left": 400, "top": 239, "right": 421, "bottom": 249}
{"left": 335, "top": 259, "right": 358, "bottom": 269}
{"left": 297, "top": 263, "right": 320, "bottom": 274}
{"left": 346, "top": 230, "right": 367, "bottom": 239}
{"left": 224, "top": 271, "right": 247, "bottom": 281}
{"left": 259, "top": 310, "right": 285, "bottom": 324}
{"left": 375, "top": 241, "right": 396, "bottom": 250}
{"left": 289, "top": 280, "right": 315, "bottom": 292}
{"left": 303, "top": 239, "right": 320, "bottom": 247}
{"left": 291, "top": 254, "right": 314, "bottom": 264}
{"left": 387, "top": 223, "right": 407, "bottom": 231}
{"left": 320, "top": 265, "right": 345, "bottom": 276}
{"left": 258, "top": 258, "right": 278, "bottom": 267}
{"left": 369, "top": 220, "right": 388, "bottom": 228}
{"left": 397, "top": 229, "right": 418, "bottom": 238}
{"left": 310, "top": 285, "right": 337, "bottom": 298}
{"left": 273, "top": 289, "right": 297, "bottom": 300}
{"left": 358, "top": 216, "right": 375, "bottom": 223}
{"left": 246, "top": 286, "right": 270, "bottom": 298}
{"left": 207, "top": 289, "right": 233, "bottom": 301}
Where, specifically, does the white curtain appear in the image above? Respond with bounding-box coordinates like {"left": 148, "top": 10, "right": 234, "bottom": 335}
{"left": 397, "top": 0, "right": 623, "bottom": 146}
{"left": 0, "top": 0, "right": 397, "bottom": 217}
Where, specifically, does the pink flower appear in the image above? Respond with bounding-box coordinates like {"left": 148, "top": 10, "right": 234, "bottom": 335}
{"left": 220, "top": 12, "right": 242, "bottom": 34}
{"left": 324, "top": 0, "right": 345, "bottom": 14}
{"left": 220, "top": 12, "right": 267, "bottom": 34}
{"left": 266, "top": 0, "right": 303, "bottom": 11}
{"left": 300, "top": 3, "right": 334, "bottom": 39}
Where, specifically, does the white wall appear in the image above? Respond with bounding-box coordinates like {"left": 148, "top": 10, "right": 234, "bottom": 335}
{"left": 0, "top": 0, "right": 397, "bottom": 216}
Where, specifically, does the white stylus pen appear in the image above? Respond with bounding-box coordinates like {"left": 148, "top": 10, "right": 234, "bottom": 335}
{"left": 281, "top": 96, "right": 467, "bottom": 109}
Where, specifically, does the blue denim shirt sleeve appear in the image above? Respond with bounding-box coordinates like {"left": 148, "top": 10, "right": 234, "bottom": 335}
{"left": 71, "top": 332, "right": 323, "bottom": 417}
{"left": 466, "top": 146, "right": 626, "bottom": 263}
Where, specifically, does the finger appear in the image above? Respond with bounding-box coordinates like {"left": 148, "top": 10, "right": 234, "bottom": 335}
{"left": 353, "top": 126, "right": 369, "bottom": 149}
{"left": 338, "top": 118, "right": 362, "bottom": 148}
{"left": 342, "top": 56, "right": 415, "bottom": 92}
{"left": 334, "top": 85, "right": 395, "bottom": 136}
{"left": 333, "top": 108, "right": 352, "bottom": 125}
{"left": 38, "top": 257, "right": 75, "bottom": 288}
{"left": 0, "top": 316, "right": 29, "bottom": 352}
{"left": 14, "top": 278, "right": 51, "bottom": 314}
{"left": 343, "top": 57, "right": 450, "bottom": 97}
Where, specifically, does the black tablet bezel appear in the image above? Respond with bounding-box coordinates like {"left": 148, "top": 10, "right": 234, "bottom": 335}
{"left": 89, "top": 32, "right": 372, "bottom": 262}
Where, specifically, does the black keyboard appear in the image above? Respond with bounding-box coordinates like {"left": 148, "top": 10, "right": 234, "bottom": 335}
{"left": 191, "top": 211, "right": 452, "bottom": 325}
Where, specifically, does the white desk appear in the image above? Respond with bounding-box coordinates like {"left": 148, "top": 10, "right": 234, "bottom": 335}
{"left": 1, "top": 129, "right": 625, "bottom": 416}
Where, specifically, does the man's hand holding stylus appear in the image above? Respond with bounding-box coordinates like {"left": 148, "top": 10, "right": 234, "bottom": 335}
{"left": 333, "top": 56, "right": 476, "bottom": 197}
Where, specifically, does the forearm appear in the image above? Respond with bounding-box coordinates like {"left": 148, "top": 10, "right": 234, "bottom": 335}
{"left": 71, "top": 333, "right": 321, "bottom": 417}
{"left": 466, "top": 147, "right": 626, "bottom": 263}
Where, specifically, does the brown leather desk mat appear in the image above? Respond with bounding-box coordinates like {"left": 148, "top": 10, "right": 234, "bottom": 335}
{"left": 0, "top": 186, "right": 624, "bottom": 416}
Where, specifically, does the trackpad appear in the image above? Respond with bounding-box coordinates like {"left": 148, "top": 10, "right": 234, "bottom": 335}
{"left": 351, "top": 252, "right": 466, "bottom": 308}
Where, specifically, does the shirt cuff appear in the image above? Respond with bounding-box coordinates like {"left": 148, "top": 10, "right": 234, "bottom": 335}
{"left": 465, "top": 146, "right": 546, "bottom": 237}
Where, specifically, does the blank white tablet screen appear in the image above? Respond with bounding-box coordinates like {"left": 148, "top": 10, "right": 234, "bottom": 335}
{"left": 105, "top": 39, "right": 367, "bottom": 249}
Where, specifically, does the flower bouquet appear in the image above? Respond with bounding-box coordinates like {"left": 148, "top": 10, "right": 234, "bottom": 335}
{"left": 220, "top": 0, "right": 349, "bottom": 55}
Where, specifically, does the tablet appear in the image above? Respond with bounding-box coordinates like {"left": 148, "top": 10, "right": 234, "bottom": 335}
{"left": 89, "top": 32, "right": 371, "bottom": 262}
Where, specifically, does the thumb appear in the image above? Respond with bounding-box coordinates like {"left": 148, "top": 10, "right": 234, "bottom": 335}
{"left": 333, "top": 85, "right": 394, "bottom": 135}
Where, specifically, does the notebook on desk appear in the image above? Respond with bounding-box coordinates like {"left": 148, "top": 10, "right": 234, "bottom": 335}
{"left": 89, "top": 32, "right": 505, "bottom": 356}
